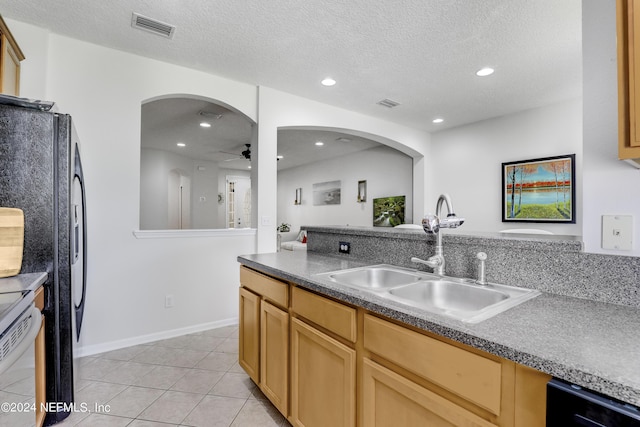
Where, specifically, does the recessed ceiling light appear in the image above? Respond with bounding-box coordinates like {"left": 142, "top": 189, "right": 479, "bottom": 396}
{"left": 315, "top": 141, "right": 324, "bottom": 146}
{"left": 321, "top": 77, "right": 336, "bottom": 87}
{"left": 247, "top": 165, "right": 252, "bottom": 169}
{"left": 432, "top": 118, "right": 444, "bottom": 124}
{"left": 200, "top": 122, "right": 211, "bottom": 128}
{"left": 177, "top": 142, "right": 186, "bottom": 147}
{"left": 476, "top": 67, "right": 495, "bottom": 77}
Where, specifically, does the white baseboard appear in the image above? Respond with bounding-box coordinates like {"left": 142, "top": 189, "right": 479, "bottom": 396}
{"left": 76, "top": 317, "right": 239, "bottom": 358}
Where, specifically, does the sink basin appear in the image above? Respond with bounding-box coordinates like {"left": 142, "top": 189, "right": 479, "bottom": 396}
{"left": 316, "top": 265, "right": 423, "bottom": 290}
{"left": 388, "top": 280, "right": 509, "bottom": 312}
{"left": 313, "top": 265, "right": 540, "bottom": 323}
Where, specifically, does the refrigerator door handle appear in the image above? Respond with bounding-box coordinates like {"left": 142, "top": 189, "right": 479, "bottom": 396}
{"left": 72, "top": 204, "right": 80, "bottom": 264}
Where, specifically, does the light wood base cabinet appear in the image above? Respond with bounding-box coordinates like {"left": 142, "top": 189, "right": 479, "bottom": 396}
{"left": 362, "top": 358, "right": 497, "bottom": 427}
{"left": 290, "top": 317, "right": 356, "bottom": 427}
{"left": 237, "top": 265, "right": 550, "bottom": 427}
{"left": 238, "top": 287, "right": 260, "bottom": 383}
{"left": 260, "top": 300, "right": 288, "bottom": 415}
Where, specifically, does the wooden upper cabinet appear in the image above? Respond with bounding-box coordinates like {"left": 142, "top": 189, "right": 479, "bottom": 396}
{"left": 0, "top": 16, "right": 24, "bottom": 97}
{"left": 617, "top": 0, "right": 640, "bottom": 166}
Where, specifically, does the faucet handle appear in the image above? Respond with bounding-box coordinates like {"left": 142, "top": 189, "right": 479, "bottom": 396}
{"left": 476, "top": 252, "right": 487, "bottom": 285}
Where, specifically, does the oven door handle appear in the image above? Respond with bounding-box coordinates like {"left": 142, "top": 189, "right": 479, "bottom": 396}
{"left": 0, "top": 305, "right": 42, "bottom": 376}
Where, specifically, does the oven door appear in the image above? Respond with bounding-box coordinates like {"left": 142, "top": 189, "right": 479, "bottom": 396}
{"left": 0, "top": 303, "right": 44, "bottom": 427}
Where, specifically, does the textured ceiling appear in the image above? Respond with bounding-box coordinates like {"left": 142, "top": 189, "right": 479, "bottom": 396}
{"left": 0, "top": 0, "right": 582, "bottom": 133}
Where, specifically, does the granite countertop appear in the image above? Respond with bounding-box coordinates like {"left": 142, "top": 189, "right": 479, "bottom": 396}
{"left": 238, "top": 250, "right": 640, "bottom": 406}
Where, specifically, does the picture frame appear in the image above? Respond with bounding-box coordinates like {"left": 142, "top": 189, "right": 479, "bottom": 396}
{"left": 502, "top": 154, "right": 575, "bottom": 223}
{"left": 373, "top": 195, "right": 406, "bottom": 227}
{"left": 312, "top": 180, "right": 341, "bottom": 205}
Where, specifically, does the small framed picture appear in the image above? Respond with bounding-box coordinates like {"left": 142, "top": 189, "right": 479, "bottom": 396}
{"left": 502, "top": 154, "right": 575, "bottom": 223}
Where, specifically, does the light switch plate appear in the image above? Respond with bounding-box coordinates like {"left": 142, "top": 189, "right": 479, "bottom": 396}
{"left": 602, "top": 215, "right": 633, "bottom": 250}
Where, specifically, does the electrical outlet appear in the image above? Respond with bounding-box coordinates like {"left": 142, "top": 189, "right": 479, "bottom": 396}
{"left": 165, "top": 294, "right": 175, "bottom": 308}
{"left": 339, "top": 241, "right": 351, "bottom": 254}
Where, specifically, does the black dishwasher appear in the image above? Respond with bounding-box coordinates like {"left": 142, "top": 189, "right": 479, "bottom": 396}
{"left": 547, "top": 378, "right": 640, "bottom": 426}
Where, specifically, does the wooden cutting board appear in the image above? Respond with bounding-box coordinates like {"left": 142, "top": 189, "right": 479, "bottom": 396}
{"left": 0, "top": 207, "right": 24, "bottom": 278}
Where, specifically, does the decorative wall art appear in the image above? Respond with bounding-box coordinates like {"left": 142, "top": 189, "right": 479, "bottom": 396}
{"left": 502, "top": 154, "right": 575, "bottom": 223}
{"left": 312, "top": 180, "right": 341, "bottom": 205}
{"left": 373, "top": 195, "right": 406, "bottom": 227}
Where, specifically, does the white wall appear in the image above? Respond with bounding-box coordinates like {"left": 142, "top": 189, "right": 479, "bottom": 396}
{"left": 277, "top": 146, "right": 414, "bottom": 234}
{"left": 430, "top": 99, "right": 583, "bottom": 235}
{"left": 257, "top": 87, "right": 432, "bottom": 252}
{"left": 582, "top": 0, "right": 640, "bottom": 256}
{"left": 9, "top": 20, "right": 259, "bottom": 353}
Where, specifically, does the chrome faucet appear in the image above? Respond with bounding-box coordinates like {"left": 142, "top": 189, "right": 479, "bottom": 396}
{"left": 411, "top": 194, "right": 465, "bottom": 275}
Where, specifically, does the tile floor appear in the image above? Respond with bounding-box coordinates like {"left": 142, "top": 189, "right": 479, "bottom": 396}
{"left": 56, "top": 325, "right": 290, "bottom": 426}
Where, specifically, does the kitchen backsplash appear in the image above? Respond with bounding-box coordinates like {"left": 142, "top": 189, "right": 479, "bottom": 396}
{"left": 305, "top": 226, "right": 640, "bottom": 309}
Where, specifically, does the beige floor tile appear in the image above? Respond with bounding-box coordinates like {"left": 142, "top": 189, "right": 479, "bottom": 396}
{"left": 195, "top": 351, "right": 237, "bottom": 371}
{"left": 132, "top": 346, "right": 209, "bottom": 368}
{"left": 102, "top": 385, "right": 164, "bottom": 418}
{"left": 215, "top": 338, "right": 239, "bottom": 354}
{"left": 77, "top": 358, "right": 125, "bottom": 381}
{"left": 198, "top": 325, "right": 238, "bottom": 338}
{"left": 98, "top": 344, "right": 149, "bottom": 361}
{"left": 227, "top": 361, "right": 247, "bottom": 374}
{"left": 209, "top": 372, "right": 256, "bottom": 399}
{"left": 181, "top": 395, "right": 245, "bottom": 427}
{"left": 132, "top": 365, "right": 190, "bottom": 390}
{"left": 170, "top": 368, "right": 225, "bottom": 394}
{"left": 74, "top": 412, "right": 134, "bottom": 426}
{"left": 137, "top": 390, "right": 203, "bottom": 424}
{"left": 151, "top": 334, "right": 226, "bottom": 352}
{"left": 74, "top": 381, "right": 128, "bottom": 409}
{"left": 100, "top": 361, "right": 156, "bottom": 385}
{"left": 231, "top": 399, "right": 288, "bottom": 427}
{"left": 127, "top": 420, "right": 180, "bottom": 426}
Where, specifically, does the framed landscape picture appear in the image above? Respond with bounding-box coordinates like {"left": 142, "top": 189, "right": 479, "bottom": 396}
{"left": 373, "top": 195, "right": 406, "bottom": 227}
{"left": 502, "top": 154, "right": 575, "bottom": 223}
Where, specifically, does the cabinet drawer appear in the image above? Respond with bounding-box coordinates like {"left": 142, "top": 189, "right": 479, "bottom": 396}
{"left": 292, "top": 286, "right": 357, "bottom": 343}
{"left": 364, "top": 314, "right": 502, "bottom": 415}
{"left": 240, "top": 266, "right": 288, "bottom": 308}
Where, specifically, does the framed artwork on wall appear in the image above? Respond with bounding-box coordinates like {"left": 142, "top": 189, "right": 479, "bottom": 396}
{"left": 373, "top": 195, "right": 406, "bottom": 227}
{"left": 312, "top": 180, "right": 341, "bottom": 205}
{"left": 502, "top": 154, "right": 575, "bottom": 223}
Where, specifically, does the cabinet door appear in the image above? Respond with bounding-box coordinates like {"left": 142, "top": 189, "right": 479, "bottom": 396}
{"left": 260, "top": 300, "right": 289, "bottom": 416}
{"left": 290, "top": 317, "right": 356, "bottom": 427}
{"left": 239, "top": 287, "right": 260, "bottom": 383}
{"left": 362, "top": 358, "right": 498, "bottom": 427}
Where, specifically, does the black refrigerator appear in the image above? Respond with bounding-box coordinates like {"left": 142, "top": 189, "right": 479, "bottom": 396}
{"left": 0, "top": 95, "right": 87, "bottom": 425}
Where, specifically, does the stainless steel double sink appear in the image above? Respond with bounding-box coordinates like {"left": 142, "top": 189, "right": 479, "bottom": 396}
{"left": 313, "top": 264, "right": 540, "bottom": 323}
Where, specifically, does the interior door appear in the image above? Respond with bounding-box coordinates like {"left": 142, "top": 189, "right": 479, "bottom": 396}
{"left": 227, "top": 176, "right": 251, "bottom": 228}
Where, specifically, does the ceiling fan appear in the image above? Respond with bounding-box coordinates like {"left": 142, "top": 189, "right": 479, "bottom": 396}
{"left": 221, "top": 144, "right": 251, "bottom": 161}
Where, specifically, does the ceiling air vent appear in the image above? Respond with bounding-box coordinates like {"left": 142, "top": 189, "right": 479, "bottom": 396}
{"left": 131, "top": 13, "right": 176, "bottom": 39}
{"left": 377, "top": 98, "right": 401, "bottom": 108}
